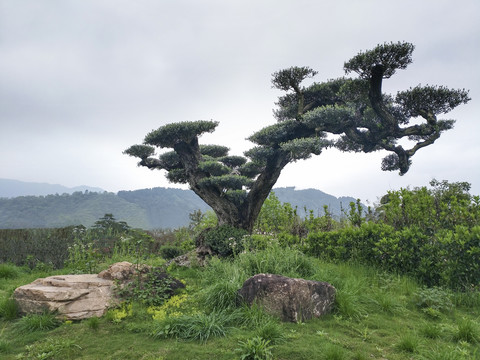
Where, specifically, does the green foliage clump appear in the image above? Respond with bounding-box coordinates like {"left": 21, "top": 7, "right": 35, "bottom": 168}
{"left": 16, "top": 337, "right": 81, "bottom": 360}
{"left": 0, "top": 263, "right": 20, "bottom": 279}
{"left": 395, "top": 333, "right": 420, "bottom": 353}
{"left": 305, "top": 180, "right": 480, "bottom": 290}
{"left": 151, "top": 310, "right": 233, "bottom": 343}
{"left": 413, "top": 287, "right": 453, "bottom": 314}
{"left": 237, "top": 243, "right": 315, "bottom": 279}
{"left": 159, "top": 245, "right": 184, "bottom": 260}
{"left": 144, "top": 120, "right": 219, "bottom": 148}
{"left": 236, "top": 336, "right": 274, "bottom": 360}
{"left": 0, "top": 227, "right": 78, "bottom": 269}
{"left": 0, "top": 298, "right": 18, "bottom": 320}
{"left": 15, "top": 312, "right": 61, "bottom": 333}
{"left": 116, "top": 267, "right": 185, "bottom": 306}
{"left": 202, "top": 225, "right": 248, "bottom": 257}
{"left": 454, "top": 318, "right": 479, "bottom": 343}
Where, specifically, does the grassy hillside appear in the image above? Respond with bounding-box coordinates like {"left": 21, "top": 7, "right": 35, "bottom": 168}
{"left": 1, "top": 251, "right": 479, "bottom": 360}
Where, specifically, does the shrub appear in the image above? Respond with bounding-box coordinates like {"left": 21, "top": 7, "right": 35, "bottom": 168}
{"left": 413, "top": 287, "right": 453, "bottom": 314}
{"left": 116, "top": 267, "right": 185, "bottom": 306}
{"left": 201, "top": 225, "right": 247, "bottom": 257}
{"left": 0, "top": 227, "right": 78, "bottom": 269}
{"left": 159, "top": 245, "right": 184, "bottom": 260}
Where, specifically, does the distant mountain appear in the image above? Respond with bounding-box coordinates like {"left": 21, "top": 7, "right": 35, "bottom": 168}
{"left": 0, "top": 180, "right": 361, "bottom": 229}
{"left": 272, "top": 187, "right": 359, "bottom": 218}
{"left": 0, "top": 179, "right": 104, "bottom": 198}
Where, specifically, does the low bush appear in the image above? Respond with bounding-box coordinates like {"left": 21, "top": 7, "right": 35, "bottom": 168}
{"left": 201, "top": 225, "right": 247, "bottom": 257}
{"left": 0, "top": 227, "right": 77, "bottom": 268}
{"left": 159, "top": 245, "right": 184, "bottom": 260}
{"left": 116, "top": 267, "right": 185, "bottom": 306}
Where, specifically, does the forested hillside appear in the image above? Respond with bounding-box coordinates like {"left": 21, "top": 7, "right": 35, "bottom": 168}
{"left": 0, "top": 186, "right": 358, "bottom": 229}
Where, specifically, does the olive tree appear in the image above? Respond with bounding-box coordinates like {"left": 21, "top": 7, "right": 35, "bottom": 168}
{"left": 125, "top": 42, "right": 469, "bottom": 233}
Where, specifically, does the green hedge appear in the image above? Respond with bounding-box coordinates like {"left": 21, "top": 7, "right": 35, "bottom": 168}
{"left": 0, "top": 227, "right": 78, "bottom": 269}
{"left": 305, "top": 223, "right": 480, "bottom": 290}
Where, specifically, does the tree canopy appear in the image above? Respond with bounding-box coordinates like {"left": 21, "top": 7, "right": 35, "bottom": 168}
{"left": 125, "top": 41, "right": 470, "bottom": 232}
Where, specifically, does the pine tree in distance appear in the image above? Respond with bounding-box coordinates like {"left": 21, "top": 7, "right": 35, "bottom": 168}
{"left": 125, "top": 42, "right": 470, "bottom": 233}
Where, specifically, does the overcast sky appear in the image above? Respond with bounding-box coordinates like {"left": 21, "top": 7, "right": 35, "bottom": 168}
{"left": 1, "top": 0, "right": 479, "bottom": 204}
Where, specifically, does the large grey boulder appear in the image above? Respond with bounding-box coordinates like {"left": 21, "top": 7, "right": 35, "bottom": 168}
{"left": 238, "top": 273, "right": 336, "bottom": 322}
{"left": 13, "top": 274, "right": 115, "bottom": 320}
{"left": 14, "top": 262, "right": 141, "bottom": 320}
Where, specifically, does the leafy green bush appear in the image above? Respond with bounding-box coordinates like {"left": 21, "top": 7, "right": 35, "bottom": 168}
{"left": 116, "top": 267, "right": 185, "bottom": 306}
{"left": 413, "top": 286, "right": 453, "bottom": 314}
{"left": 255, "top": 192, "right": 301, "bottom": 235}
{"left": 202, "top": 225, "right": 247, "bottom": 257}
{"left": 159, "top": 245, "right": 184, "bottom": 260}
{"left": 0, "top": 227, "right": 78, "bottom": 268}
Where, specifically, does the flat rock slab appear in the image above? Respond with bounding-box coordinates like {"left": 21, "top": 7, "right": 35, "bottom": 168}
{"left": 14, "top": 274, "right": 115, "bottom": 320}
{"left": 238, "top": 273, "right": 336, "bottom": 322}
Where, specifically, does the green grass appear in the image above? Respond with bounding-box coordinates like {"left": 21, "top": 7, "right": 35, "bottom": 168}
{"left": 0, "top": 264, "right": 20, "bottom": 279}
{"left": 1, "top": 252, "right": 480, "bottom": 360}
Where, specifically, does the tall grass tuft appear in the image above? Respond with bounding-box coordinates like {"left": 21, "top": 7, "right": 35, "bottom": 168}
{"left": 395, "top": 332, "right": 420, "bottom": 353}
{"left": 334, "top": 278, "right": 369, "bottom": 319}
{"left": 0, "top": 298, "right": 18, "bottom": 320}
{"left": 0, "top": 263, "right": 20, "bottom": 279}
{"left": 200, "top": 257, "right": 246, "bottom": 311}
{"left": 0, "top": 340, "right": 12, "bottom": 354}
{"left": 420, "top": 322, "right": 442, "bottom": 339}
{"left": 454, "top": 318, "right": 479, "bottom": 343}
{"left": 200, "top": 280, "right": 241, "bottom": 312}
{"left": 237, "top": 303, "right": 275, "bottom": 329}
{"left": 15, "top": 312, "right": 61, "bottom": 333}
{"left": 151, "top": 310, "right": 233, "bottom": 343}
{"left": 321, "top": 343, "right": 347, "bottom": 360}
{"left": 255, "top": 320, "right": 285, "bottom": 345}
{"left": 235, "top": 243, "right": 315, "bottom": 278}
